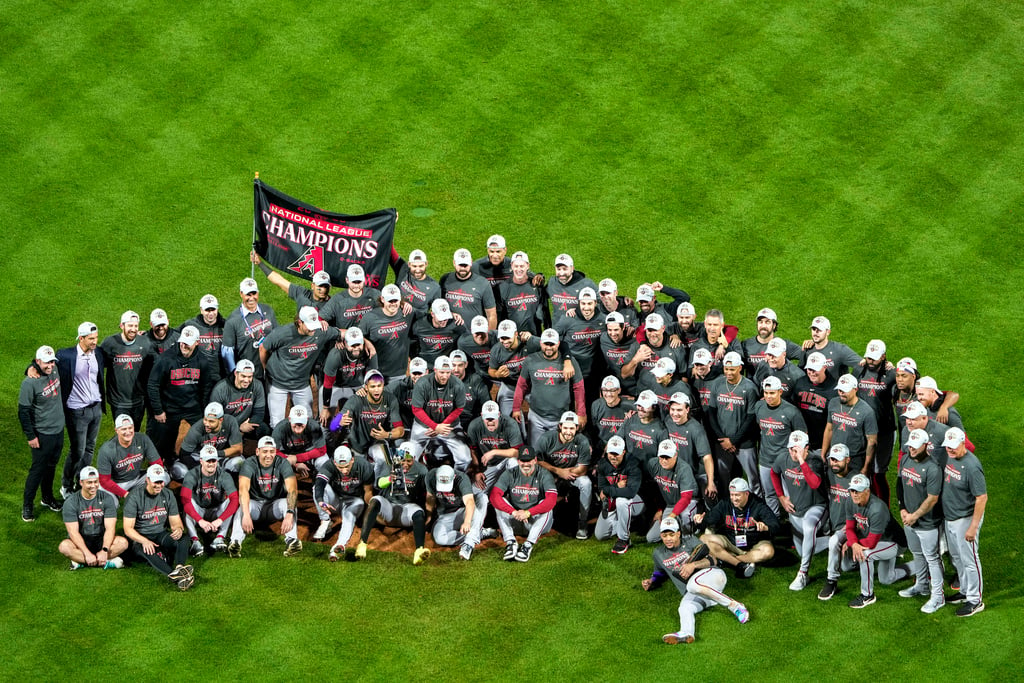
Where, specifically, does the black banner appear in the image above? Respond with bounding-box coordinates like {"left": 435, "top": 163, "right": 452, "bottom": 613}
{"left": 253, "top": 178, "right": 396, "bottom": 289}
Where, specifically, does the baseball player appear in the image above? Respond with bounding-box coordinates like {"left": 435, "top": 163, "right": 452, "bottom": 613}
{"left": 392, "top": 248, "right": 442, "bottom": 313}
{"left": 320, "top": 327, "right": 378, "bottom": 423}
{"left": 272, "top": 404, "right": 329, "bottom": 478}
{"left": 854, "top": 339, "right": 897, "bottom": 500}
{"left": 426, "top": 464, "right": 489, "bottom": 560}
{"left": 512, "top": 328, "right": 585, "bottom": 452}
{"left": 59, "top": 466, "right": 128, "bottom": 570}
{"left": 662, "top": 391, "right": 716, "bottom": 503}
{"left": 941, "top": 427, "right": 986, "bottom": 617}
{"left": 386, "top": 358, "right": 427, "bottom": 431}
{"left": 752, "top": 338, "right": 804, "bottom": 403}
{"left": 800, "top": 316, "right": 863, "bottom": 381}
{"left": 312, "top": 446, "right": 375, "bottom": 560}
{"left": 122, "top": 464, "right": 195, "bottom": 590}
{"left": 770, "top": 431, "right": 828, "bottom": 591}
{"left": 753, "top": 375, "right": 807, "bottom": 516}
{"left": 466, "top": 400, "right": 523, "bottom": 491}
{"left": 332, "top": 369, "right": 405, "bottom": 466}
{"left": 636, "top": 356, "right": 694, "bottom": 411}
{"left": 706, "top": 352, "right": 760, "bottom": 498}
{"left": 589, "top": 375, "right": 635, "bottom": 455}
{"left": 547, "top": 253, "right": 598, "bottom": 326}
{"left": 440, "top": 248, "right": 498, "bottom": 331}
{"left": 489, "top": 448, "right": 558, "bottom": 562}
{"left": 410, "top": 355, "right": 470, "bottom": 470}
{"left": 179, "top": 294, "right": 227, "bottom": 386}
{"left": 142, "top": 308, "right": 180, "bottom": 357}
{"left": 916, "top": 376, "right": 966, "bottom": 431}
{"left": 220, "top": 277, "right": 278, "bottom": 383}
{"left": 457, "top": 316, "right": 497, "bottom": 386}
{"left": 228, "top": 436, "right": 301, "bottom": 558}
{"left": 497, "top": 251, "right": 548, "bottom": 336}
{"left": 100, "top": 310, "right": 154, "bottom": 428}
{"left": 180, "top": 446, "right": 239, "bottom": 556}
{"left": 535, "top": 411, "right": 594, "bottom": 540}
{"left": 450, "top": 349, "right": 490, "bottom": 433}
{"left": 594, "top": 435, "right": 644, "bottom": 554}
{"left": 554, "top": 286, "right": 607, "bottom": 401}
{"left": 645, "top": 439, "right": 699, "bottom": 542}
{"left": 598, "top": 312, "right": 643, "bottom": 397}
{"left": 472, "top": 234, "right": 512, "bottom": 290}
{"left": 260, "top": 305, "right": 341, "bottom": 427}
{"left": 740, "top": 307, "right": 803, "bottom": 377}
{"left": 354, "top": 442, "right": 431, "bottom": 565}
{"left": 643, "top": 516, "right": 750, "bottom": 645}
{"left": 489, "top": 319, "right": 536, "bottom": 415}
{"left": 357, "top": 284, "right": 416, "bottom": 382}
{"left": 410, "top": 299, "right": 462, "bottom": 366}
{"left": 696, "top": 478, "right": 779, "bottom": 578}
{"left": 209, "top": 358, "right": 268, "bottom": 440}
{"left": 792, "top": 351, "right": 838, "bottom": 454}
{"left": 146, "top": 325, "right": 211, "bottom": 463}
{"left": 253, "top": 251, "right": 334, "bottom": 314}
{"left": 19, "top": 345, "right": 65, "bottom": 521}
{"left": 821, "top": 374, "right": 879, "bottom": 476}
{"left": 319, "top": 263, "right": 382, "bottom": 329}
{"left": 596, "top": 278, "right": 639, "bottom": 332}
{"left": 176, "top": 402, "right": 243, "bottom": 480}
{"left": 838, "top": 473, "right": 911, "bottom": 608}
{"left": 817, "top": 444, "right": 858, "bottom": 600}
{"left": 895, "top": 428, "right": 945, "bottom": 613}
{"left": 95, "top": 413, "right": 163, "bottom": 498}
{"left": 686, "top": 309, "right": 739, "bottom": 380}
{"left": 620, "top": 390, "right": 668, "bottom": 464}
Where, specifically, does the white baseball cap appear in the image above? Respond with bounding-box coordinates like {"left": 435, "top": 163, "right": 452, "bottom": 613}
{"left": 409, "top": 357, "right": 428, "bottom": 374}
{"left": 864, "top": 339, "right": 886, "bottom": 361}
{"left": 902, "top": 401, "right": 927, "bottom": 419}
{"left": 578, "top": 287, "right": 597, "bottom": 302}
{"left": 199, "top": 445, "right": 219, "bottom": 462}
{"left": 729, "top": 478, "right": 750, "bottom": 493}
{"left": 80, "top": 466, "right": 100, "bottom": 480}
{"left": 598, "top": 278, "right": 617, "bottom": 294}
{"left": 204, "top": 402, "right": 224, "bottom": 419}
{"left": 606, "top": 435, "right": 626, "bottom": 455}
{"left": 347, "top": 264, "right": 365, "bottom": 282}
{"left": 312, "top": 271, "right": 332, "bottom": 286}
{"left": 236, "top": 359, "right": 256, "bottom": 373}
{"left": 601, "top": 376, "right": 620, "bottom": 391}
{"left": 559, "top": 411, "right": 580, "bottom": 426}
{"left": 766, "top": 338, "right": 787, "bottom": 357}
{"left": 848, "top": 474, "right": 871, "bottom": 492}
{"left": 906, "top": 429, "right": 929, "bottom": 450}
{"left": 200, "top": 294, "right": 219, "bottom": 310}
{"left": 756, "top": 307, "right": 777, "bottom": 322}
{"left": 645, "top": 313, "right": 665, "bottom": 331}
{"left": 723, "top": 352, "right": 743, "bottom": 367}
{"left": 635, "top": 390, "right": 658, "bottom": 410}
{"left": 289, "top": 405, "right": 309, "bottom": 424}
{"left": 668, "top": 391, "right": 690, "bottom": 406}
{"left": 762, "top": 376, "right": 783, "bottom": 392}
{"left": 146, "top": 464, "right": 167, "bottom": 481}
{"left": 540, "top": 328, "right": 559, "bottom": 344}
{"left": 345, "top": 327, "right": 364, "bottom": 345}
{"left": 409, "top": 249, "right": 427, "bottom": 263}
{"left": 636, "top": 285, "right": 655, "bottom": 302}
{"left": 510, "top": 250, "right": 529, "bottom": 264}
{"left": 471, "top": 316, "right": 489, "bottom": 334}
{"left": 431, "top": 299, "right": 453, "bottom": 321}
{"left": 449, "top": 349, "right": 468, "bottom": 363}
{"left": 918, "top": 376, "right": 939, "bottom": 392}
{"left": 676, "top": 302, "right": 695, "bottom": 317}
{"left": 652, "top": 356, "right": 676, "bottom": 378}
{"left": 555, "top": 253, "right": 574, "bottom": 267}
{"left": 487, "top": 234, "right": 506, "bottom": 249}
{"left": 828, "top": 444, "right": 850, "bottom": 460}
{"left": 896, "top": 357, "right": 918, "bottom": 374}
{"left": 381, "top": 284, "right": 402, "bottom": 302}
{"left": 334, "top": 445, "right": 354, "bottom": 464}
{"left": 692, "top": 348, "right": 713, "bottom": 365}
{"left": 805, "top": 352, "right": 827, "bottom": 372}
{"left": 120, "top": 310, "right": 140, "bottom": 325}
{"left": 258, "top": 436, "right": 277, "bottom": 449}
{"left": 114, "top": 414, "right": 133, "bottom": 429}
{"left": 150, "top": 308, "right": 169, "bottom": 326}
{"left": 35, "top": 345, "right": 56, "bottom": 362}
{"left": 497, "top": 320, "right": 517, "bottom": 339}
{"left": 605, "top": 312, "right": 625, "bottom": 326}
{"left": 436, "top": 465, "right": 456, "bottom": 492}
{"left": 481, "top": 401, "right": 500, "bottom": 420}
{"left": 657, "top": 440, "right": 677, "bottom": 458}
{"left": 810, "top": 316, "right": 831, "bottom": 330}
{"left": 299, "top": 306, "right": 320, "bottom": 329}
{"left": 240, "top": 278, "right": 259, "bottom": 294}
{"left": 453, "top": 248, "right": 473, "bottom": 266}
{"left": 179, "top": 326, "right": 201, "bottom": 346}
{"left": 434, "top": 355, "right": 453, "bottom": 371}
{"left": 76, "top": 322, "right": 97, "bottom": 338}
{"left": 941, "top": 428, "right": 966, "bottom": 448}
{"left": 788, "top": 431, "right": 809, "bottom": 448}
{"left": 836, "top": 374, "right": 859, "bottom": 392}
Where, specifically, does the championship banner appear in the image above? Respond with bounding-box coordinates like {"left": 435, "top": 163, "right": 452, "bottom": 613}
{"left": 253, "top": 178, "right": 396, "bottom": 289}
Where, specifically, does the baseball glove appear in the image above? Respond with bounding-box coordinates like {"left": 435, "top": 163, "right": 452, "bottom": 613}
{"left": 688, "top": 542, "right": 710, "bottom": 564}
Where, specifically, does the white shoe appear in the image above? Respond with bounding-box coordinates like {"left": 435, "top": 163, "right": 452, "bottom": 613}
{"left": 103, "top": 557, "right": 124, "bottom": 569}
{"left": 313, "top": 520, "right": 331, "bottom": 541}
{"left": 789, "top": 572, "right": 808, "bottom": 591}
{"left": 899, "top": 585, "right": 928, "bottom": 598}
{"left": 459, "top": 543, "right": 473, "bottom": 561}
{"left": 921, "top": 597, "right": 945, "bottom": 614}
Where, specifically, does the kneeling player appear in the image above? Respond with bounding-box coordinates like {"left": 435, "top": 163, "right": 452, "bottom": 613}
{"left": 59, "top": 466, "right": 128, "bottom": 570}
{"left": 354, "top": 442, "right": 431, "bottom": 565}
{"left": 180, "top": 446, "right": 238, "bottom": 556}
{"left": 642, "top": 516, "right": 749, "bottom": 644}
{"left": 313, "top": 446, "right": 374, "bottom": 561}
{"left": 489, "top": 449, "right": 558, "bottom": 563}
{"left": 594, "top": 436, "right": 644, "bottom": 554}
{"left": 228, "top": 436, "right": 301, "bottom": 558}
{"left": 426, "top": 464, "right": 489, "bottom": 560}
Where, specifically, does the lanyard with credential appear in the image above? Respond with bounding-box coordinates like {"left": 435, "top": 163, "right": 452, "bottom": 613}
{"left": 730, "top": 505, "right": 751, "bottom": 534}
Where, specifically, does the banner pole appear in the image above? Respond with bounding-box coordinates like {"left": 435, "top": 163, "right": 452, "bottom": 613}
{"left": 251, "top": 172, "right": 260, "bottom": 280}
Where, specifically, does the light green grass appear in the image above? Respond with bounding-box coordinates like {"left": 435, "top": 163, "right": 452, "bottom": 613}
{"left": 2, "top": 0, "right": 1022, "bottom": 679}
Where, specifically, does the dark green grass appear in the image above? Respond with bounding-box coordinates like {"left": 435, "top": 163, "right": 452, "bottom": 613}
{"left": 2, "top": 0, "right": 1023, "bottom": 679}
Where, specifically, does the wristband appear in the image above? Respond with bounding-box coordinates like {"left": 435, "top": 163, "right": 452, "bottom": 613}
{"left": 259, "top": 261, "right": 273, "bottom": 276}
{"left": 287, "top": 509, "right": 296, "bottom": 516}
{"left": 102, "top": 547, "right": 109, "bottom": 552}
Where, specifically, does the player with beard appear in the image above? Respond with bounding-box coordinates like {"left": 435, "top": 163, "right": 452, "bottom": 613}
{"left": 229, "top": 436, "right": 301, "bottom": 558}
{"left": 854, "top": 340, "right": 897, "bottom": 499}
{"left": 410, "top": 356, "right": 470, "bottom": 470}
{"left": 497, "top": 251, "right": 548, "bottom": 335}
{"left": 792, "top": 352, "right": 838, "bottom": 455}
{"left": 392, "top": 248, "right": 441, "bottom": 313}
{"left": 450, "top": 350, "right": 490, "bottom": 433}
{"left": 467, "top": 400, "right": 524, "bottom": 491}
{"left": 489, "top": 449, "right": 558, "bottom": 562}
{"left": 598, "top": 312, "right": 643, "bottom": 397}
{"left": 96, "top": 414, "right": 163, "bottom": 498}
{"left": 662, "top": 392, "right": 716, "bottom": 503}
{"left": 271, "top": 405, "right": 328, "bottom": 478}
{"left": 595, "top": 436, "right": 644, "bottom": 554}
{"left": 706, "top": 353, "right": 760, "bottom": 499}
{"left": 100, "top": 310, "right": 154, "bottom": 429}
{"left": 634, "top": 282, "right": 690, "bottom": 340}
{"left": 220, "top": 278, "right": 277, "bottom": 383}
{"left": 687, "top": 310, "right": 739, "bottom": 379}
{"left": 320, "top": 264, "right": 384, "bottom": 329}
{"left": 512, "top": 329, "right": 585, "bottom": 452}
{"left": 547, "top": 253, "right": 598, "bottom": 326}
{"left": 410, "top": 298, "right": 461, "bottom": 367}
{"left": 535, "top": 412, "right": 594, "bottom": 539}
{"left": 596, "top": 278, "right": 639, "bottom": 331}
{"left": 144, "top": 308, "right": 180, "bottom": 356}
{"left": 181, "top": 446, "right": 238, "bottom": 556}
{"left": 753, "top": 338, "right": 804, "bottom": 403}
{"left": 441, "top": 248, "right": 498, "bottom": 332}
{"left": 178, "top": 295, "right": 226, "bottom": 386}
{"left": 589, "top": 375, "right": 635, "bottom": 455}
{"left": 358, "top": 284, "right": 416, "bottom": 383}
{"left": 633, "top": 314, "right": 687, "bottom": 380}
{"left": 770, "top": 431, "right": 828, "bottom": 591}
{"left": 800, "top": 316, "right": 862, "bottom": 382}
{"left": 645, "top": 439, "right": 699, "bottom": 542}
{"left": 916, "top": 376, "right": 965, "bottom": 431}
{"left": 320, "top": 327, "right": 378, "bottom": 424}
{"left": 740, "top": 307, "right": 804, "bottom": 377}
{"left": 332, "top": 369, "right": 404, "bottom": 470}
{"left": 147, "top": 326, "right": 211, "bottom": 465}
{"left": 619, "top": 390, "right": 667, "bottom": 465}
{"left": 753, "top": 376, "right": 807, "bottom": 516}
{"left": 312, "top": 445, "right": 374, "bottom": 554}
{"left": 896, "top": 428, "right": 945, "bottom": 613}
{"left": 643, "top": 516, "right": 750, "bottom": 645}
{"left": 177, "top": 402, "right": 243, "bottom": 479}
{"left": 210, "top": 359, "right": 267, "bottom": 441}
{"left": 666, "top": 301, "right": 701, "bottom": 350}
{"left": 821, "top": 374, "right": 879, "bottom": 476}
{"left": 556, "top": 287, "right": 607, "bottom": 404}
{"left": 458, "top": 316, "right": 497, "bottom": 386}
{"left": 817, "top": 444, "right": 858, "bottom": 600}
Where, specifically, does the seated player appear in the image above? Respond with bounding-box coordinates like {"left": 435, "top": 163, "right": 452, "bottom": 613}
{"left": 96, "top": 414, "right": 163, "bottom": 499}
{"left": 228, "top": 436, "right": 301, "bottom": 558}
{"left": 180, "top": 446, "right": 239, "bottom": 556}
{"left": 645, "top": 439, "right": 699, "bottom": 542}
{"left": 176, "top": 402, "right": 243, "bottom": 480}
{"left": 272, "top": 405, "right": 328, "bottom": 478}
{"left": 642, "top": 516, "right": 750, "bottom": 645}
{"left": 426, "top": 464, "right": 490, "bottom": 561}
{"left": 122, "top": 464, "right": 195, "bottom": 590}
{"left": 59, "top": 466, "right": 128, "bottom": 570}
{"left": 594, "top": 436, "right": 644, "bottom": 555}
{"left": 534, "top": 411, "right": 593, "bottom": 540}
{"left": 354, "top": 442, "right": 431, "bottom": 565}
{"left": 312, "top": 446, "right": 375, "bottom": 561}
{"left": 466, "top": 400, "right": 523, "bottom": 491}
{"left": 489, "top": 448, "right": 558, "bottom": 563}
{"left": 696, "top": 478, "right": 779, "bottom": 578}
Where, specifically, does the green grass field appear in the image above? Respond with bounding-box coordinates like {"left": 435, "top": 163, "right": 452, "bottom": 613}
{"left": 2, "top": 1, "right": 1023, "bottom": 680}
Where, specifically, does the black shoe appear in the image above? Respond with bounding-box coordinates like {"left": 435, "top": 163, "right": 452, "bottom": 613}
{"left": 946, "top": 592, "right": 966, "bottom": 604}
{"left": 849, "top": 593, "right": 876, "bottom": 609}
{"left": 817, "top": 580, "right": 838, "bottom": 601}
{"left": 22, "top": 506, "right": 36, "bottom": 522}
{"left": 735, "top": 561, "right": 755, "bottom": 578}
{"left": 611, "top": 539, "right": 630, "bottom": 555}
{"left": 955, "top": 601, "right": 984, "bottom": 617}
{"left": 42, "top": 498, "right": 62, "bottom": 513}
{"left": 503, "top": 542, "right": 518, "bottom": 562}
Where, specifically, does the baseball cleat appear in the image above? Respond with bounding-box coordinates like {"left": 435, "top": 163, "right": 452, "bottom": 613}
{"left": 22, "top": 507, "right": 36, "bottom": 523}
{"left": 354, "top": 541, "right": 367, "bottom": 559}
{"left": 313, "top": 520, "right": 331, "bottom": 541}
{"left": 662, "top": 632, "right": 694, "bottom": 644}
{"left": 42, "top": 498, "right": 63, "bottom": 513}
{"left": 176, "top": 574, "right": 195, "bottom": 591}
{"left": 611, "top": 539, "right": 630, "bottom": 555}
{"left": 210, "top": 537, "right": 228, "bottom": 552}
{"left": 227, "top": 541, "right": 242, "bottom": 558}
{"left": 921, "top": 597, "right": 945, "bottom": 614}
{"left": 481, "top": 527, "right": 499, "bottom": 540}
{"left": 503, "top": 542, "right": 518, "bottom": 561}
{"left": 515, "top": 542, "right": 534, "bottom": 563}
{"left": 168, "top": 565, "right": 191, "bottom": 581}
{"left": 949, "top": 577, "right": 960, "bottom": 592}
{"left": 60, "top": 486, "right": 72, "bottom": 500}
{"left": 328, "top": 546, "right": 342, "bottom": 562}
{"left": 817, "top": 580, "right": 838, "bottom": 601}
{"left": 283, "top": 539, "right": 303, "bottom": 557}
{"left": 104, "top": 557, "right": 124, "bottom": 569}
{"left": 789, "top": 572, "right": 808, "bottom": 591}
{"left": 955, "top": 601, "right": 984, "bottom": 617}
{"left": 848, "top": 593, "right": 876, "bottom": 609}
{"left": 575, "top": 527, "right": 589, "bottom": 540}
{"left": 413, "top": 547, "right": 431, "bottom": 565}
{"left": 459, "top": 543, "right": 473, "bottom": 561}
{"left": 733, "top": 604, "right": 750, "bottom": 623}
{"left": 898, "top": 585, "right": 928, "bottom": 598}
{"left": 189, "top": 540, "right": 205, "bottom": 557}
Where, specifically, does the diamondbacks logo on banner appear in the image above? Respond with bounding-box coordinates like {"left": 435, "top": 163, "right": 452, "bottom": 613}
{"left": 253, "top": 179, "right": 397, "bottom": 288}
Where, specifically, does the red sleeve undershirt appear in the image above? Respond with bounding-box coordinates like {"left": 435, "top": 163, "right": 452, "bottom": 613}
{"left": 99, "top": 474, "right": 128, "bottom": 498}
{"left": 770, "top": 470, "right": 785, "bottom": 499}
{"left": 800, "top": 461, "right": 822, "bottom": 488}
{"left": 671, "top": 489, "right": 693, "bottom": 516}
{"left": 528, "top": 489, "right": 558, "bottom": 516}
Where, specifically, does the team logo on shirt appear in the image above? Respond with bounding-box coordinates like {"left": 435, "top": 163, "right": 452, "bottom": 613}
{"left": 42, "top": 377, "right": 61, "bottom": 398}
{"left": 900, "top": 466, "right": 922, "bottom": 488}
{"left": 535, "top": 368, "right": 563, "bottom": 386}
{"left": 759, "top": 417, "right": 785, "bottom": 436}
{"left": 944, "top": 464, "right": 963, "bottom": 483}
